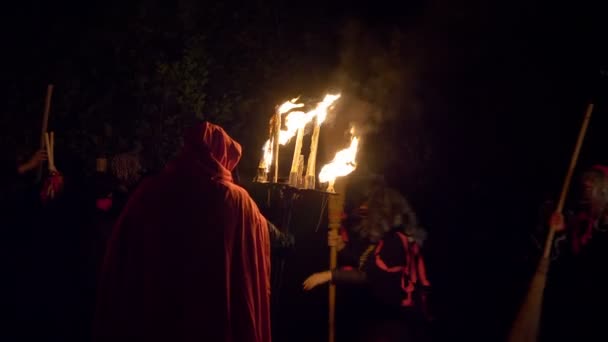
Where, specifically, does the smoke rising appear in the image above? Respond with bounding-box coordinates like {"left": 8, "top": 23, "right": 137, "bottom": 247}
{"left": 319, "top": 19, "right": 426, "bottom": 178}
{"left": 328, "top": 19, "right": 423, "bottom": 135}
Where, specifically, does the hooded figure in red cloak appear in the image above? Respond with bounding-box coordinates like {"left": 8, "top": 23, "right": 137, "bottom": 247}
{"left": 93, "top": 122, "right": 271, "bottom": 342}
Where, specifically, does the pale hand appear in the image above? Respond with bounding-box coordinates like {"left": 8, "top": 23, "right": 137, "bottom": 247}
{"left": 328, "top": 230, "right": 345, "bottom": 251}
{"left": 303, "top": 271, "right": 332, "bottom": 291}
{"left": 549, "top": 212, "right": 565, "bottom": 232}
{"left": 18, "top": 150, "right": 47, "bottom": 174}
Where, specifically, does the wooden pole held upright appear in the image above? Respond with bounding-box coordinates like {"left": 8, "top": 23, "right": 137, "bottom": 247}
{"left": 37, "top": 84, "right": 54, "bottom": 181}
{"left": 305, "top": 121, "right": 321, "bottom": 189}
{"left": 508, "top": 102, "right": 594, "bottom": 342}
{"left": 272, "top": 108, "right": 281, "bottom": 183}
{"left": 327, "top": 178, "right": 346, "bottom": 342}
{"left": 289, "top": 127, "right": 305, "bottom": 187}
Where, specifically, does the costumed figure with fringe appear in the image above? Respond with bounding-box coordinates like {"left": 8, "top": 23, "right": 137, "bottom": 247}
{"left": 303, "top": 176, "right": 433, "bottom": 342}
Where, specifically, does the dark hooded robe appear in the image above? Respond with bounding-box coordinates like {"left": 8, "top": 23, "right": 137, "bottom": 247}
{"left": 331, "top": 183, "right": 432, "bottom": 342}
{"left": 93, "top": 122, "right": 271, "bottom": 342}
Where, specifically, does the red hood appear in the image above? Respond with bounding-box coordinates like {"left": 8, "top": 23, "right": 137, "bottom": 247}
{"left": 178, "top": 122, "right": 243, "bottom": 182}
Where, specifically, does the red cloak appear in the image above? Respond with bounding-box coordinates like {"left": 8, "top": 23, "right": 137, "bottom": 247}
{"left": 93, "top": 122, "right": 271, "bottom": 342}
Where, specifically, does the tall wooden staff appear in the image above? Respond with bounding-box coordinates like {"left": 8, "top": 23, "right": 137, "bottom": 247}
{"left": 272, "top": 107, "right": 281, "bottom": 183}
{"left": 508, "top": 103, "right": 594, "bottom": 342}
{"left": 327, "top": 178, "right": 346, "bottom": 342}
{"left": 36, "top": 84, "right": 54, "bottom": 182}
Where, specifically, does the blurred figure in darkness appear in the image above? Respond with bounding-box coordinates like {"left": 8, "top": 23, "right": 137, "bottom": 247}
{"left": 539, "top": 165, "right": 608, "bottom": 342}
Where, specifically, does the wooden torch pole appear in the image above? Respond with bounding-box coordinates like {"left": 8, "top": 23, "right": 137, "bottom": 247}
{"left": 272, "top": 108, "right": 281, "bottom": 183}
{"left": 327, "top": 178, "right": 346, "bottom": 342}
{"left": 305, "top": 120, "right": 321, "bottom": 190}
{"left": 289, "top": 126, "right": 305, "bottom": 187}
{"left": 508, "top": 102, "right": 594, "bottom": 342}
{"left": 37, "top": 84, "right": 54, "bottom": 182}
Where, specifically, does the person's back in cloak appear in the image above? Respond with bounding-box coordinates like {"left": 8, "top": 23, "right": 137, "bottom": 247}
{"left": 93, "top": 122, "right": 271, "bottom": 342}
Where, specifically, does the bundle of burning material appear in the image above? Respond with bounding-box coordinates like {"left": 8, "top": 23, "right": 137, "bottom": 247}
{"left": 255, "top": 94, "right": 359, "bottom": 193}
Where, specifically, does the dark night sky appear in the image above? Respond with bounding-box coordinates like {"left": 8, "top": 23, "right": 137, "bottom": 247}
{"left": 2, "top": 0, "right": 607, "bottom": 339}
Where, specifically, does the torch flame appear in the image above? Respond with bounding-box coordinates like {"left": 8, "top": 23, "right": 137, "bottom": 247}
{"left": 279, "top": 111, "right": 311, "bottom": 144}
{"left": 261, "top": 111, "right": 310, "bottom": 172}
{"left": 309, "top": 93, "right": 341, "bottom": 125}
{"left": 275, "top": 94, "right": 342, "bottom": 145}
{"left": 260, "top": 94, "right": 343, "bottom": 175}
{"left": 262, "top": 140, "right": 273, "bottom": 172}
{"left": 318, "top": 134, "right": 359, "bottom": 185}
{"left": 278, "top": 98, "right": 305, "bottom": 114}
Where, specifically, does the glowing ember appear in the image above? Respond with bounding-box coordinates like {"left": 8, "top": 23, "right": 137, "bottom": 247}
{"left": 318, "top": 133, "right": 359, "bottom": 190}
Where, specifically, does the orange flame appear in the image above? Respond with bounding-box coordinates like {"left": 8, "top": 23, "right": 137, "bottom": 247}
{"left": 260, "top": 94, "right": 343, "bottom": 174}
{"left": 262, "top": 140, "right": 273, "bottom": 172}
{"left": 277, "top": 98, "right": 304, "bottom": 114}
{"left": 279, "top": 111, "right": 310, "bottom": 144}
{"left": 308, "top": 93, "right": 341, "bottom": 125}
{"left": 318, "top": 133, "right": 359, "bottom": 185}
{"left": 280, "top": 93, "right": 341, "bottom": 143}
{"left": 260, "top": 110, "right": 310, "bottom": 172}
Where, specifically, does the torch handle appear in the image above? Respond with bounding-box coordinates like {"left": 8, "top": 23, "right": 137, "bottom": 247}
{"left": 329, "top": 242, "right": 337, "bottom": 342}
{"left": 308, "top": 124, "right": 320, "bottom": 175}
{"left": 272, "top": 110, "right": 281, "bottom": 183}
{"left": 291, "top": 128, "right": 304, "bottom": 172}
{"left": 50, "top": 131, "right": 56, "bottom": 172}
{"left": 328, "top": 220, "right": 339, "bottom": 342}
{"left": 40, "top": 85, "right": 54, "bottom": 149}
{"left": 289, "top": 127, "right": 305, "bottom": 186}
{"left": 327, "top": 179, "right": 346, "bottom": 342}
{"left": 542, "top": 103, "right": 593, "bottom": 259}
{"left": 556, "top": 103, "right": 594, "bottom": 213}
{"left": 305, "top": 123, "right": 321, "bottom": 189}
{"left": 44, "top": 133, "right": 51, "bottom": 170}
{"left": 37, "top": 84, "right": 54, "bottom": 182}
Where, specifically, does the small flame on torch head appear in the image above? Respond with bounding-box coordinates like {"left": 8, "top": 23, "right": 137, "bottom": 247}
{"left": 310, "top": 93, "right": 341, "bottom": 125}
{"left": 262, "top": 140, "right": 273, "bottom": 173}
{"left": 280, "top": 111, "right": 310, "bottom": 144}
{"left": 260, "top": 98, "right": 305, "bottom": 174}
{"left": 271, "top": 93, "right": 342, "bottom": 147}
{"left": 319, "top": 129, "right": 359, "bottom": 192}
{"left": 259, "top": 94, "right": 344, "bottom": 182}
{"left": 278, "top": 98, "right": 305, "bottom": 114}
